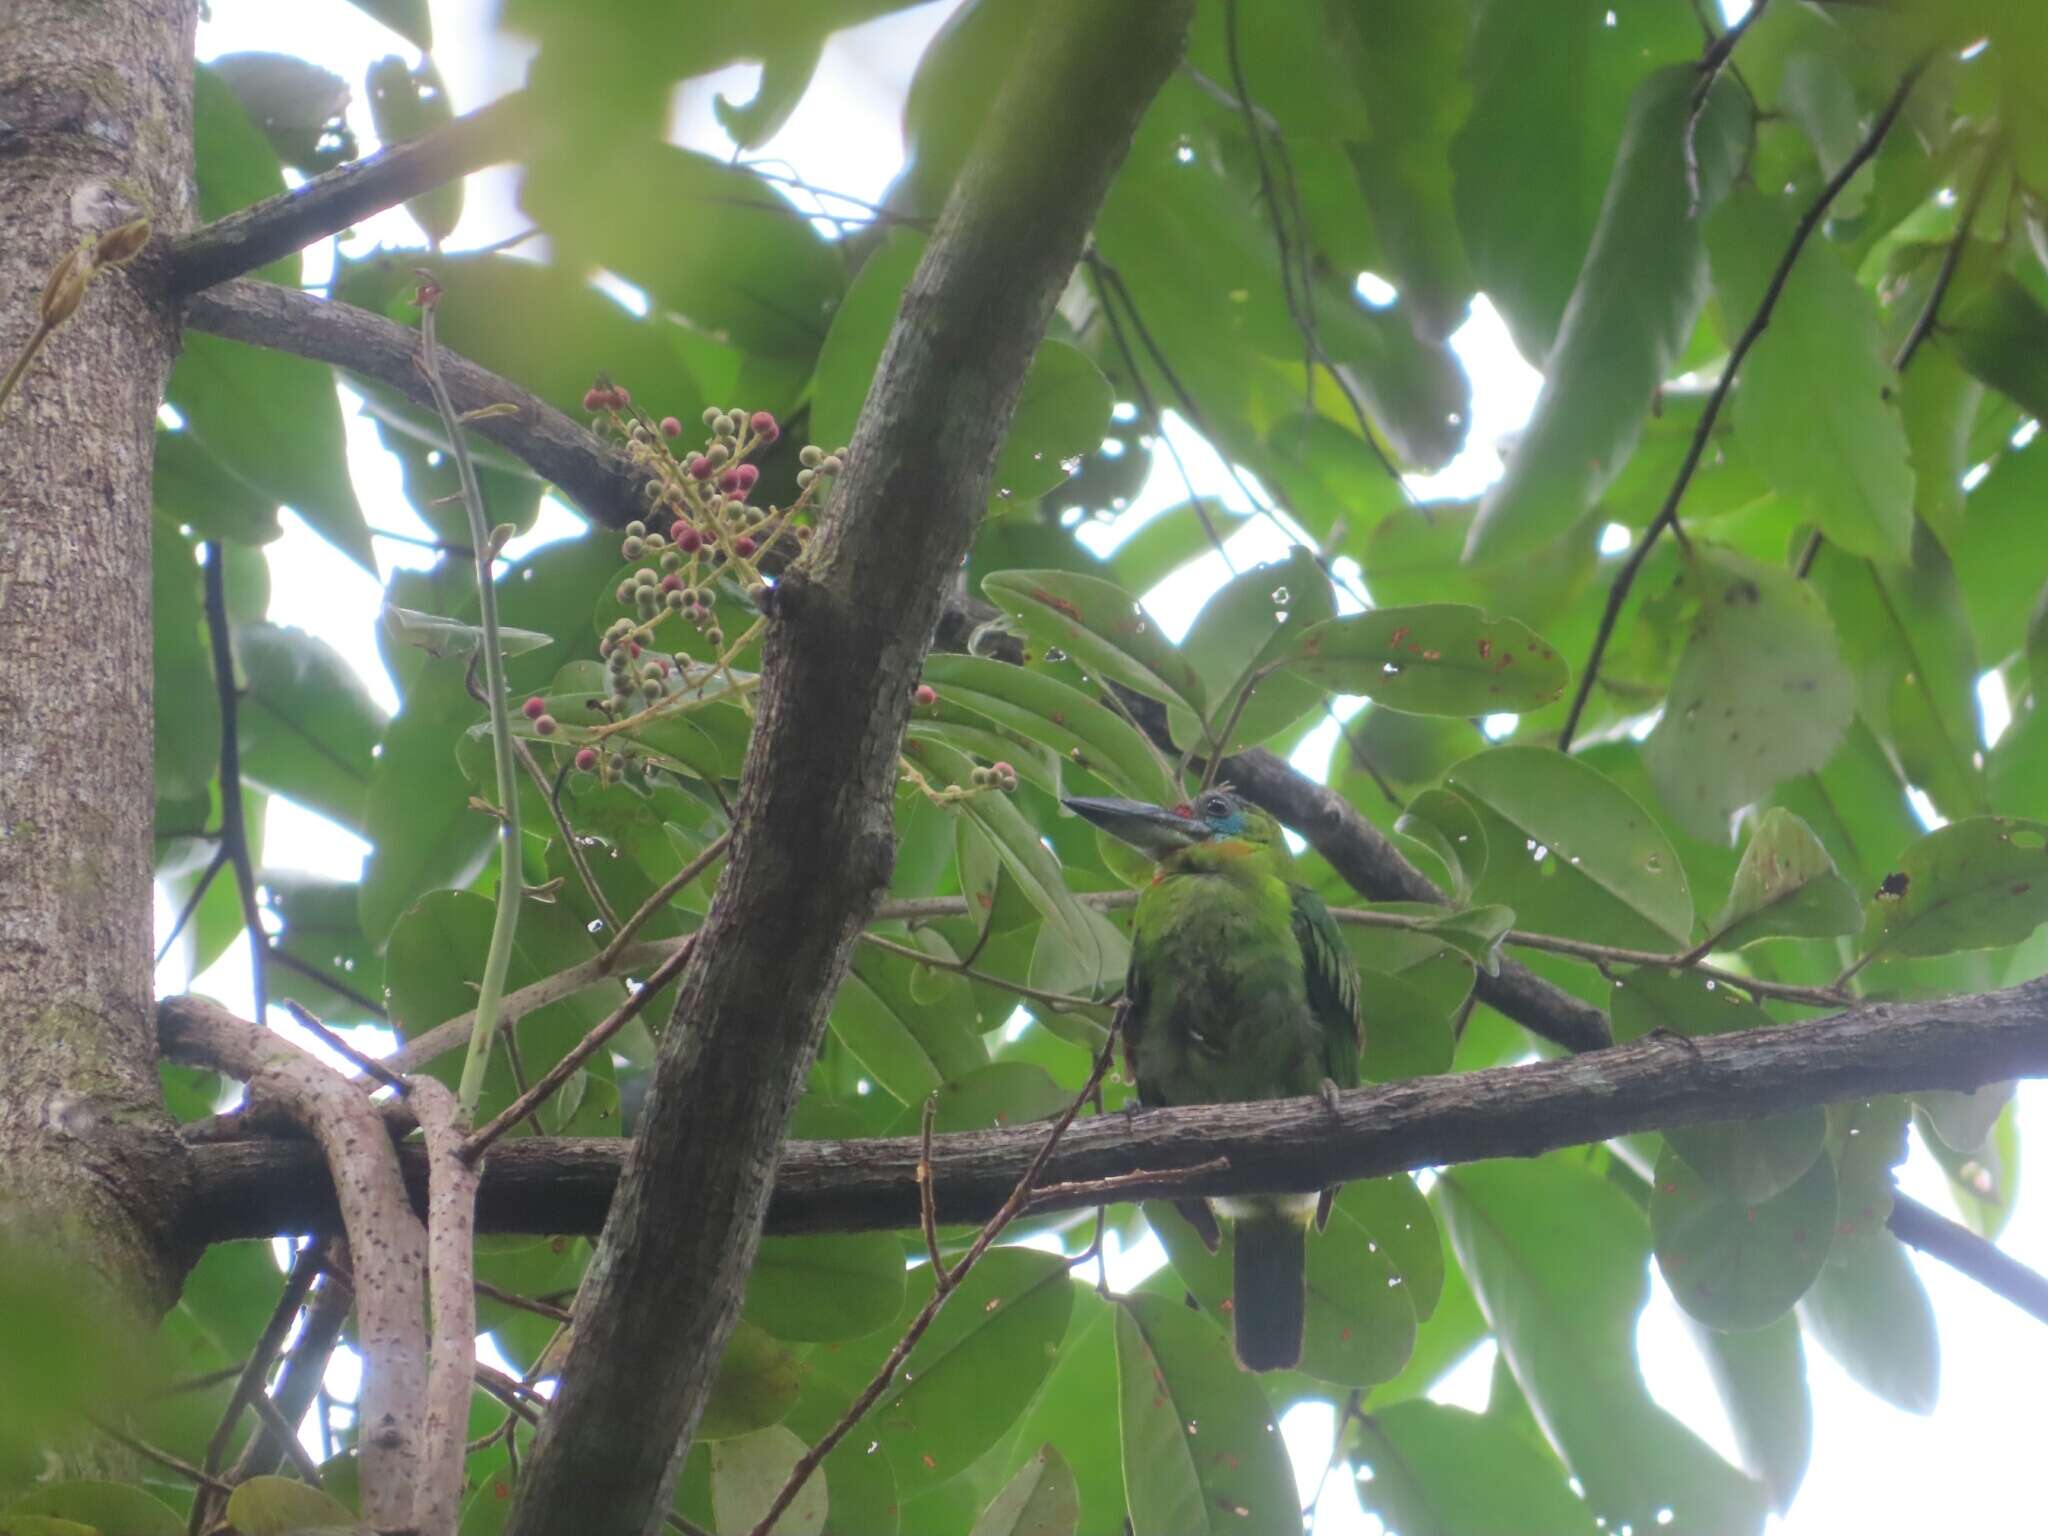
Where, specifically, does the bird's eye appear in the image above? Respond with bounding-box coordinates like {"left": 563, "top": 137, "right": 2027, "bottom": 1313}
{"left": 1202, "top": 795, "right": 1229, "bottom": 818}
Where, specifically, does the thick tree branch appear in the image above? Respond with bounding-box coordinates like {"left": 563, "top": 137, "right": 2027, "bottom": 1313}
{"left": 181, "top": 976, "right": 2048, "bottom": 1242}
{"left": 163, "top": 92, "right": 537, "bottom": 296}
{"left": 185, "top": 279, "right": 647, "bottom": 525}
{"left": 501, "top": 7, "right": 1195, "bottom": 1534}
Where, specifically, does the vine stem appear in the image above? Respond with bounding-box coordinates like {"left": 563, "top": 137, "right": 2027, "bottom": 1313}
{"left": 1557, "top": 54, "right": 1928, "bottom": 751}
{"left": 415, "top": 277, "right": 522, "bottom": 1121}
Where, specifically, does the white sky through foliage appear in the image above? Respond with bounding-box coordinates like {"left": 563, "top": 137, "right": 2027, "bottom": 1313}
{"left": 156, "top": 3, "right": 2048, "bottom": 1530}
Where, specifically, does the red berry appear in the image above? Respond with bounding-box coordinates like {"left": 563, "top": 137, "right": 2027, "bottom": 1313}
{"left": 534, "top": 714, "right": 558, "bottom": 736}
{"left": 660, "top": 574, "right": 682, "bottom": 593}
{"left": 670, "top": 519, "right": 693, "bottom": 543}
{"left": 688, "top": 455, "right": 713, "bottom": 480}
{"left": 717, "top": 469, "right": 742, "bottom": 493}
{"left": 522, "top": 696, "right": 546, "bottom": 720}
{"left": 611, "top": 386, "right": 631, "bottom": 407}
{"left": 913, "top": 684, "right": 937, "bottom": 706}
{"left": 677, "top": 527, "right": 704, "bottom": 553}
{"left": 660, "top": 416, "right": 682, "bottom": 438}
{"left": 734, "top": 463, "right": 759, "bottom": 489}
{"left": 992, "top": 760, "right": 1014, "bottom": 777}
{"left": 749, "top": 410, "right": 776, "bottom": 436}
{"left": 583, "top": 388, "right": 605, "bottom": 412}
{"left": 733, "top": 535, "right": 757, "bottom": 558}
{"left": 575, "top": 747, "right": 599, "bottom": 771}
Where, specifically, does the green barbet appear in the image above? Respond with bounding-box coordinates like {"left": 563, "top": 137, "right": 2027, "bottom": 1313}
{"left": 1065, "top": 787, "right": 1364, "bottom": 1371}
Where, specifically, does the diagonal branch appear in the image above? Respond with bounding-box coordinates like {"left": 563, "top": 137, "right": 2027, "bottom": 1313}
{"left": 502, "top": 8, "right": 1196, "bottom": 1532}
{"left": 178, "top": 974, "right": 2048, "bottom": 1244}
{"left": 164, "top": 92, "right": 538, "bottom": 296}
{"left": 1558, "top": 55, "right": 1928, "bottom": 752}
{"left": 1887, "top": 1189, "right": 2048, "bottom": 1326}
{"left": 202, "top": 545, "right": 267, "bottom": 1028}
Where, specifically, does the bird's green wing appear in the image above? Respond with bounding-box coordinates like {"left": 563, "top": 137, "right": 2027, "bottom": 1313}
{"left": 1291, "top": 882, "right": 1364, "bottom": 1089}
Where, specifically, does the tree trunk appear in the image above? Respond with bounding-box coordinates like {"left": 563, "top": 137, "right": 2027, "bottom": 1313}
{"left": 0, "top": 0, "right": 198, "bottom": 1333}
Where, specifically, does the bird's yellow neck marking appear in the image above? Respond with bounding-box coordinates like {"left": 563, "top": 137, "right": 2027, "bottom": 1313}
{"left": 1161, "top": 837, "right": 1273, "bottom": 879}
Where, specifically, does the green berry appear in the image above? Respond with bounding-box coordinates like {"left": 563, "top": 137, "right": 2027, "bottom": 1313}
{"left": 799, "top": 445, "right": 824, "bottom": 468}
{"left": 622, "top": 536, "right": 644, "bottom": 559}
{"left": 625, "top": 519, "right": 647, "bottom": 538}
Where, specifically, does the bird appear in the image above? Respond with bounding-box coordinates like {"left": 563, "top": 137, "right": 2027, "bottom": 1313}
{"left": 1065, "top": 786, "right": 1363, "bottom": 1371}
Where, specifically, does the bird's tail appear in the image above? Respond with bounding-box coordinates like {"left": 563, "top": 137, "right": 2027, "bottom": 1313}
{"left": 1231, "top": 1213, "right": 1308, "bottom": 1372}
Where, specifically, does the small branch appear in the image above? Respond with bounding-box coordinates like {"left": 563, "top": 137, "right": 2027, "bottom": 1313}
{"left": 458, "top": 939, "right": 697, "bottom": 1163}
{"left": 88, "top": 1417, "right": 233, "bottom": 1497}
{"left": 1027, "top": 1156, "right": 1231, "bottom": 1209}
{"left": 267, "top": 944, "right": 389, "bottom": 1020}
{"left": 1888, "top": 1189, "right": 2048, "bottom": 1326}
{"left": 225, "top": 1243, "right": 352, "bottom": 1487}
{"left": 1557, "top": 56, "right": 1928, "bottom": 753}
{"left": 476, "top": 1279, "right": 573, "bottom": 1325}
{"left": 164, "top": 92, "right": 537, "bottom": 296}
{"left": 192, "top": 1241, "right": 323, "bottom": 1530}
{"left": 1686, "top": 0, "right": 1770, "bottom": 209}
{"left": 859, "top": 931, "right": 1109, "bottom": 1016}
{"left": 411, "top": 1077, "right": 485, "bottom": 1536}
{"left": 744, "top": 1017, "right": 1122, "bottom": 1536}
{"left": 1891, "top": 137, "right": 2004, "bottom": 374}
{"left": 416, "top": 282, "right": 524, "bottom": 1122}
{"left": 157, "top": 844, "right": 230, "bottom": 964}
{"left": 918, "top": 1096, "right": 947, "bottom": 1281}
{"left": 203, "top": 545, "right": 268, "bottom": 1029}
{"left": 598, "top": 831, "right": 731, "bottom": 967}
{"left": 518, "top": 744, "right": 620, "bottom": 934}
{"left": 248, "top": 1390, "right": 326, "bottom": 1487}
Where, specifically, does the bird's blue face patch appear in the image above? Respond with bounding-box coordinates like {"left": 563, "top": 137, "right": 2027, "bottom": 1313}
{"left": 1187, "top": 792, "right": 1246, "bottom": 838}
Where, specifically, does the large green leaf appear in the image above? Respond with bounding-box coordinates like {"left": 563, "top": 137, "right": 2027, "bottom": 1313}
{"left": 359, "top": 659, "right": 493, "bottom": 945}
{"left": 153, "top": 428, "right": 282, "bottom": 546}
{"left": 367, "top": 55, "right": 461, "bottom": 244}
{"left": 969, "top": 1445, "right": 1080, "bottom": 1536}
{"left": 1439, "top": 1160, "right": 1767, "bottom": 1534}
{"left": 1686, "top": 1313, "right": 1812, "bottom": 1515}
{"left": 700, "top": 1321, "right": 801, "bottom": 1441}
{"left": 711, "top": 1426, "right": 827, "bottom": 1536}
{"left": 1276, "top": 604, "right": 1569, "bottom": 717}
{"left": 1706, "top": 806, "right": 1864, "bottom": 952}
{"left": 1948, "top": 432, "right": 2048, "bottom": 667}
{"left": 222, "top": 1477, "right": 358, "bottom": 1535}
{"left": 1450, "top": 0, "right": 1699, "bottom": 361}
{"left": 235, "top": 623, "right": 384, "bottom": 834}
{"left": 1446, "top": 747, "right": 1694, "bottom": 948}
{"left": 192, "top": 63, "right": 297, "bottom": 284}
{"left": 743, "top": 1233, "right": 906, "bottom": 1344}
{"left": 1112, "top": 1291, "right": 1299, "bottom": 1536}
{"left": 153, "top": 524, "right": 220, "bottom": 801}
{"left": 920, "top": 654, "right": 1176, "bottom": 804}
{"left": 1465, "top": 67, "right": 1748, "bottom": 563}
{"left": 828, "top": 950, "right": 988, "bottom": 1107}
{"left": 2, "top": 1482, "right": 183, "bottom": 1536}
{"left": 992, "top": 341, "right": 1115, "bottom": 506}
{"left": 1944, "top": 267, "right": 2048, "bottom": 423}
{"left": 1166, "top": 548, "right": 1336, "bottom": 754}
{"left": 1796, "top": 1233, "right": 1940, "bottom": 1416}
{"left": 982, "top": 571, "right": 1208, "bottom": 718}
{"left": 1643, "top": 551, "right": 1857, "bottom": 844}
{"left": 1861, "top": 816, "right": 2048, "bottom": 959}
{"left": 1651, "top": 1143, "right": 1836, "bottom": 1331}
{"left": 1000, "top": 1294, "right": 1125, "bottom": 1536}
{"left": 1353, "top": 1401, "right": 1599, "bottom": 1536}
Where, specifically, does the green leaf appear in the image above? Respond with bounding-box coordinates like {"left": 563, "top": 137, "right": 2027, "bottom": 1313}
{"left": 1944, "top": 267, "right": 2048, "bottom": 422}
{"left": 1438, "top": 1159, "right": 1767, "bottom": 1536}
{"left": 809, "top": 227, "right": 926, "bottom": 454}
{"left": 886, "top": 1062, "right": 1073, "bottom": 1136}
{"left": 1395, "top": 787, "right": 1488, "bottom": 903}
{"left": 1451, "top": 0, "right": 1698, "bottom": 361}
{"left": 235, "top": 623, "right": 384, "bottom": 834}
{"left": 700, "top": 1320, "right": 802, "bottom": 1441}
{"left": 999, "top": 1294, "right": 1124, "bottom": 1536}
{"left": 1356, "top": 967, "right": 1457, "bottom": 1083}
{"left": 382, "top": 604, "right": 555, "bottom": 661}
{"left": 1796, "top": 1233, "right": 1940, "bottom": 1415}
{"left": 1166, "top": 548, "right": 1336, "bottom": 754}
{"left": 266, "top": 871, "right": 384, "bottom": 1026}
{"left": 1707, "top": 806, "right": 1863, "bottom": 951}
{"left": 970, "top": 1445, "right": 1080, "bottom": 1536}
{"left": 367, "top": 55, "right": 461, "bottom": 244}
{"left": 921, "top": 655, "right": 1175, "bottom": 805}
{"left": 1685, "top": 1312, "right": 1812, "bottom": 1515}
{"left": 1353, "top": 1401, "right": 1600, "bottom": 1536}
{"left": 167, "top": 332, "right": 372, "bottom": 574}
{"left": 1651, "top": 1143, "right": 1835, "bottom": 1330}
{"left": 711, "top": 1425, "right": 828, "bottom": 1536}
{"left": 829, "top": 950, "right": 988, "bottom": 1107}
{"left": 1643, "top": 551, "right": 1857, "bottom": 844}
{"left": 1916, "top": 1099, "right": 2019, "bottom": 1240}
{"left": 1912, "top": 1078, "right": 2013, "bottom": 1156}
{"left": 359, "top": 660, "right": 493, "bottom": 945}
{"left": 153, "top": 524, "right": 220, "bottom": 801}
{"left": 982, "top": 571, "right": 1209, "bottom": 718}
{"left": 1862, "top": 816, "right": 2048, "bottom": 959}
{"left": 2, "top": 1482, "right": 183, "bottom": 1535}
{"left": 1276, "top": 605, "right": 1570, "bottom": 717}
{"left": 153, "top": 427, "right": 281, "bottom": 545}
{"left": 1611, "top": 967, "right": 1827, "bottom": 1205}
{"left": 992, "top": 341, "right": 1116, "bottom": 506}
{"left": 1949, "top": 432, "right": 2048, "bottom": 666}
{"left": 192, "top": 64, "right": 297, "bottom": 284}
{"left": 743, "top": 1233, "right": 906, "bottom": 1344}
{"left": 1113, "top": 1291, "right": 1299, "bottom": 1536}
{"left": 1465, "top": 67, "right": 1748, "bottom": 563}
{"left": 1704, "top": 184, "right": 1913, "bottom": 563}
{"left": 222, "top": 1476, "right": 359, "bottom": 1534}
{"left": 1446, "top": 746, "right": 1694, "bottom": 949}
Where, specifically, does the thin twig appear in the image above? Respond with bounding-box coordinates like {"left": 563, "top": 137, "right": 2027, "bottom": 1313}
{"left": 918, "top": 1095, "right": 947, "bottom": 1283}
{"left": 859, "top": 931, "right": 1111, "bottom": 1015}
{"left": 516, "top": 740, "right": 620, "bottom": 934}
{"left": 1893, "top": 137, "right": 2004, "bottom": 374}
{"left": 744, "top": 1013, "right": 1125, "bottom": 1536}
{"left": 89, "top": 1417, "right": 233, "bottom": 1496}
{"left": 281, "top": 1000, "right": 409, "bottom": 1095}
{"left": 417, "top": 279, "right": 524, "bottom": 1121}
{"left": 476, "top": 1280, "right": 574, "bottom": 1324}
{"left": 1888, "top": 1189, "right": 2048, "bottom": 1326}
{"left": 1686, "top": 0, "right": 1771, "bottom": 210}
{"left": 157, "top": 844, "right": 230, "bottom": 964}
{"left": 202, "top": 544, "right": 268, "bottom": 1028}
{"left": 1028, "top": 1156, "right": 1231, "bottom": 1209}
{"left": 266, "top": 945, "right": 389, "bottom": 1020}
{"left": 459, "top": 938, "right": 698, "bottom": 1162}
{"left": 599, "top": 831, "right": 732, "bottom": 966}
{"left": 1557, "top": 56, "right": 1929, "bottom": 752}
{"left": 248, "top": 1390, "right": 325, "bottom": 1485}
{"left": 196, "top": 1240, "right": 323, "bottom": 1501}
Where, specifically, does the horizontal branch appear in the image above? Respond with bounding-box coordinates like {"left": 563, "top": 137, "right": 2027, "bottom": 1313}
{"left": 164, "top": 92, "right": 537, "bottom": 296}
{"left": 177, "top": 975, "right": 2048, "bottom": 1243}
{"left": 186, "top": 278, "right": 646, "bottom": 527}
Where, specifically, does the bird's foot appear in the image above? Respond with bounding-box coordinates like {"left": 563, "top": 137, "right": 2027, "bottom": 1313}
{"left": 1318, "top": 1078, "right": 1344, "bottom": 1118}
{"left": 1644, "top": 1025, "right": 1703, "bottom": 1059}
